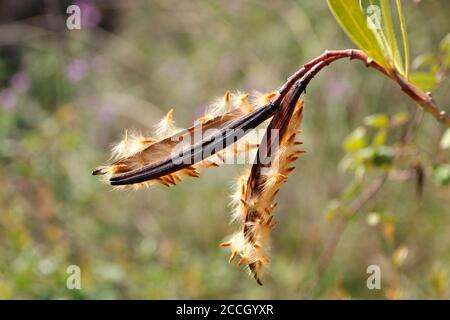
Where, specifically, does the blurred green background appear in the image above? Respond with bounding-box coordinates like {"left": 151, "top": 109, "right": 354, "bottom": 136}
{"left": 0, "top": 0, "right": 449, "bottom": 299}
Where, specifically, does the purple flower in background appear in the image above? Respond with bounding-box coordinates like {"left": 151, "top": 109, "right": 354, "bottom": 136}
{"left": 10, "top": 72, "right": 32, "bottom": 93}
{"left": 76, "top": 0, "right": 102, "bottom": 28}
{"left": 65, "top": 58, "right": 89, "bottom": 82}
{"left": 0, "top": 88, "right": 17, "bottom": 110}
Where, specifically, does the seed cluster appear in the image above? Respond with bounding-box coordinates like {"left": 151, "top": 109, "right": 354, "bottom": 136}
{"left": 93, "top": 89, "right": 304, "bottom": 285}
{"left": 93, "top": 91, "right": 276, "bottom": 188}
{"left": 221, "top": 99, "right": 304, "bottom": 285}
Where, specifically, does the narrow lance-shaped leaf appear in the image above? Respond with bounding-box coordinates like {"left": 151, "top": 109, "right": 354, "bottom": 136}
{"left": 327, "top": 0, "right": 388, "bottom": 69}
{"left": 358, "top": 0, "right": 404, "bottom": 75}
{"left": 396, "top": 0, "right": 410, "bottom": 78}
{"left": 379, "top": 0, "right": 404, "bottom": 74}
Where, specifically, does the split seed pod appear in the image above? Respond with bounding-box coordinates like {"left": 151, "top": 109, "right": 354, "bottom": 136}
{"left": 221, "top": 82, "right": 305, "bottom": 285}
{"left": 93, "top": 61, "right": 321, "bottom": 284}
{"left": 93, "top": 91, "right": 277, "bottom": 187}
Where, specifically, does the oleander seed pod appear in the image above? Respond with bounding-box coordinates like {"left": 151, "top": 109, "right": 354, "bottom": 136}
{"left": 93, "top": 91, "right": 275, "bottom": 188}
{"left": 221, "top": 86, "right": 305, "bottom": 285}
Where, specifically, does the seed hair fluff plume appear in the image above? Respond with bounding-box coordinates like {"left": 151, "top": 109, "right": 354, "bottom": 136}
{"left": 221, "top": 85, "right": 305, "bottom": 285}
{"left": 94, "top": 48, "right": 437, "bottom": 284}
{"left": 93, "top": 58, "right": 320, "bottom": 285}
{"left": 94, "top": 84, "right": 307, "bottom": 285}
{"left": 93, "top": 91, "right": 275, "bottom": 188}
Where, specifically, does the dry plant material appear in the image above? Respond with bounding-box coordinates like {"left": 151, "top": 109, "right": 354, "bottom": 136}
{"left": 93, "top": 91, "right": 276, "bottom": 188}
{"left": 94, "top": 48, "right": 449, "bottom": 285}
{"left": 93, "top": 58, "right": 327, "bottom": 285}
{"left": 221, "top": 83, "right": 305, "bottom": 285}
{"left": 93, "top": 85, "right": 306, "bottom": 285}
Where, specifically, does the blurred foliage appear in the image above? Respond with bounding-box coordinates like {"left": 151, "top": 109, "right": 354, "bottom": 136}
{"left": 0, "top": 0, "right": 449, "bottom": 299}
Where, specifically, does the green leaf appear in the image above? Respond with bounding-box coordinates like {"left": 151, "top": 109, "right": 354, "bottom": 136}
{"left": 440, "top": 33, "right": 450, "bottom": 68}
{"left": 373, "top": 129, "right": 387, "bottom": 146}
{"left": 440, "top": 129, "right": 450, "bottom": 149}
{"left": 343, "top": 127, "right": 368, "bottom": 152}
{"left": 355, "top": 146, "right": 393, "bottom": 168}
{"left": 433, "top": 164, "right": 450, "bottom": 186}
{"left": 327, "top": 0, "right": 388, "bottom": 68}
{"left": 396, "top": 0, "right": 410, "bottom": 78}
{"left": 359, "top": 0, "right": 404, "bottom": 74}
{"left": 364, "top": 113, "right": 389, "bottom": 128}
{"left": 439, "top": 33, "right": 450, "bottom": 54}
{"left": 338, "top": 155, "right": 355, "bottom": 172}
{"left": 391, "top": 112, "right": 409, "bottom": 126}
{"left": 379, "top": 0, "right": 404, "bottom": 74}
{"left": 410, "top": 72, "right": 439, "bottom": 91}
{"left": 342, "top": 180, "right": 363, "bottom": 200}
{"left": 412, "top": 53, "right": 439, "bottom": 71}
{"left": 372, "top": 145, "right": 394, "bottom": 167}
{"left": 325, "top": 200, "right": 341, "bottom": 222}
{"left": 356, "top": 147, "right": 375, "bottom": 165}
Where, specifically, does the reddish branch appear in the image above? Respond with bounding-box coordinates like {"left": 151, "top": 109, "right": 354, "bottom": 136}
{"left": 105, "top": 49, "right": 449, "bottom": 186}
{"left": 275, "top": 49, "right": 449, "bottom": 127}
